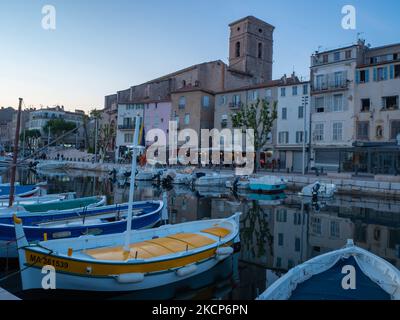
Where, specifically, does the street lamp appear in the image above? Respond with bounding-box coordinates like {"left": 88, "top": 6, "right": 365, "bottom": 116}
{"left": 302, "top": 96, "right": 309, "bottom": 176}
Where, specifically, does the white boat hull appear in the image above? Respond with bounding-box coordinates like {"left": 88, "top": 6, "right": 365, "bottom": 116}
{"left": 19, "top": 253, "right": 232, "bottom": 292}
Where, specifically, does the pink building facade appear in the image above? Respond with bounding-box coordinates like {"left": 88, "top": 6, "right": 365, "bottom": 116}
{"left": 143, "top": 101, "right": 171, "bottom": 145}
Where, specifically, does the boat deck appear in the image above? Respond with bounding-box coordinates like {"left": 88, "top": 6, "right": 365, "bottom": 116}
{"left": 84, "top": 227, "right": 230, "bottom": 261}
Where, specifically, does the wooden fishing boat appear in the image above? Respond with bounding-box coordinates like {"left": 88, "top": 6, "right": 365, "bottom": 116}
{"left": 14, "top": 212, "right": 240, "bottom": 292}
{"left": 0, "top": 184, "right": 41, "bottom": 199}
{"left": 257, "top": 240, "right": 400, "bottom": 300}
{"left": 0, "top": 200, "right": 163, "bottom": 258}
{"left": 0, "top": 192, "right": 76, "bottom": 207}
{"left": 0, "top": 195, "right": 106, "bottom": 218}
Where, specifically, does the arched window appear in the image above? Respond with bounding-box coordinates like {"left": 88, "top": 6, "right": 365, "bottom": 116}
{"left": 235, "top": 42, "right": 241, "bottom": 58}
{"left": 258, "top": 42, "right": 262, "bottom": 59}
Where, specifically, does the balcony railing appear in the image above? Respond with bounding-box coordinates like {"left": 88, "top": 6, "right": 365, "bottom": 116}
{"left": 118, "top": 124, "right": 135, "bottom": 130}
{"left": 312, "top": 80, "right": 349, "bottom": 93}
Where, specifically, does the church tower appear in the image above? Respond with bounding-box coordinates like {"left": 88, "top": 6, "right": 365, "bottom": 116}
{"left": 228, "top": 16, "right": 274, "bottom": 83}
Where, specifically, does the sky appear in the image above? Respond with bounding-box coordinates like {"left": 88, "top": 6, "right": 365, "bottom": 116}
{"left": 1, "top": 0, "right": 399, "bottom": 112}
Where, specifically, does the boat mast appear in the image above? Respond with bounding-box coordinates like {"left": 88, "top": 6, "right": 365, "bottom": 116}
{"left": 8, "top": 98, "right": 23, "bottom": 208}
{"left": 124, "top": 115, "right": 141, "bottom": 252}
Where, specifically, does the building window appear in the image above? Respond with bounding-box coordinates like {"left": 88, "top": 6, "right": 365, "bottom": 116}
{"left": 311, "top": 217, "right": 322, "bottom": 235}
{"left": 303, "top": 84, "right": 308, "bottom": 95}
{"left": 333, "top": 122, "right": 343, "bottom": 141}
{"left": 250, "top": 90, "right": 258, "bottom": 101}
{"left": 360, "top": 70, "right": 368, "bottom": 83}
{"left": 323, "top": 54, "right": 328, "bottom": 63}
{"left": 235, "top": 42, "right": 241, "bottom": 58}
{"left": 395, "top": 65, "right": 400, "bottom": 78}
{"left": 382, "top": 96, "right": 399, "bottom": 110}
{"left": 298, "top": 105, "right": 304, "bottom": 119}
{"left": 292, "top": 86, "right": 298, "bottom": 96}
{"left": 278, "top": 233, "right": 284, "bottom": 246}
{"left": 221, "top": 115, "right": 228, "bottom": 129}
{"left": 282, "top": 107, "right": 287, "bottom": 120}
{"left": 258, "top": 42, "right": 262, "bottom": 59}
{"left": 390, "top": 120, "right": 400, "bottom": 140}
{"left": 316, "top": 75, "right": 325, "bottom": 90}
{"left": 278, "top": 132, "right": 289, "bottom": 144}
{"left": 296, "top": 131, "right": 305, "bottom": 143}
{"left": 295, "top": 238, "right": 301, "bottom": 252}
{"left": 334, "top": 52, "right": 340, "bottom": 61}
{"left": 345, "top": 50, "right": 352, "bottom": 59}
{"left": 220, "top": 95, "right": 226, "bottom": 106}
{"left": 276, "top": 257, "right": 282, "bottom": 268}
{"left": 315, "top": 97, "right": 325, "bottom": 113}
{"left": 377, "top": 67, "right": 387, "bottom": 81}
{"left": 232, "top": 94, "right": 241, "bottom": 107}
{"left": 179, "top": 96, "right": 186, "bottom": 109}
{"left": 333, "top": 94, "right": 343, "bottom": 112}
{"left": 265, "top": 89, "right": 272, "bottom": 97}
{"left": 276, "top": 209, "right": 287, "bottom": 222}
{"left": 376, "top": 125, "right": 383, "bottom": 139}
{"left": 357, "top": 121, "right": 369, "bottom": 140}
{"left": 314, "top": 123, "right": 324, "bottom": 141}
{"left": 361, "top": 99, "right": 370, "bottom": 112}
{"left": 124, "top": 133, "right": 133, "bottom": 143}
{"left": 202, "top": 96, "right": 210, "bottom": 108}
{"left": 330, "top": 221, "right": 340, "bottom": 238}
{"left": 334, "top": 72, "right": 344, "bottom": 87}
{"left": 281, "top": 88, "right": 286, "bottom": 97}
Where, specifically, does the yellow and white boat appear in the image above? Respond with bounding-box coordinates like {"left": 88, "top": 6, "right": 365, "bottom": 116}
{"left": 14, "top": 212, "right": 241, "bottom": 292}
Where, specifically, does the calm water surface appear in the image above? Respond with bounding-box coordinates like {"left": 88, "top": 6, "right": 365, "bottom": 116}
{"left": 1, "top": 167, "right": 400, "bottom": 300}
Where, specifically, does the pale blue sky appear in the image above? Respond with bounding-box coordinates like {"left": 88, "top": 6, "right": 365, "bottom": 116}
{"left": 1, "top": 0, "right": 399, "bottom": 111}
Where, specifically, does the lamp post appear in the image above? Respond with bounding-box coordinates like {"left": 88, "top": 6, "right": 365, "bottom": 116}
{"left": 302, "top": 96, "right": 309, "bottom": 176}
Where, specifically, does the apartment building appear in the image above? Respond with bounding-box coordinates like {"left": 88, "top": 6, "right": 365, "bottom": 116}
{"left": 115, "top": 103, "right": 145, "bottom": 160}
{"left": 28, "top": 106, "right": 86, "bottom": 147}
{"left": 310, "top": 42, "right": 364, "bottom": 171}
{"left": 276, "top": 78, "right": 310, "bottom": 172}
{"left": 353, "top": 43, "right": 400, "bottom": 174}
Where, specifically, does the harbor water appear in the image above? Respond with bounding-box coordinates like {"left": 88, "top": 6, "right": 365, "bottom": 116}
{"left": 1, "top": 167, "right": 399, "bottom": 300}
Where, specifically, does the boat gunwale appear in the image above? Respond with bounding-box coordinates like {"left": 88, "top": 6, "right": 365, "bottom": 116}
{"left": 20, "top": 216, "right": 239, "bottom": 266}
{"left": 257, "top": 243, "right": 400, "bottom": 300}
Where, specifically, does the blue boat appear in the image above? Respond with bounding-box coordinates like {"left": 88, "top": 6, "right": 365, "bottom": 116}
{"left": 0, "top": 200, "right": 164, "bottom": 258}
{"left": 248, "top": 176, "right": 287, "bottom": 193}
{"left": 257, "top": 240, "right": 400, "bottom": 300}
{"left": 0, "top": 184, "right": 40, "bottom": 199}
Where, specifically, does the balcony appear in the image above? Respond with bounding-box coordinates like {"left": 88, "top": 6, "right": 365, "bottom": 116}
{"left": 311, "top": 81, "right": 349, "bottom": 94}
{"left": 118, "top": 124, "right": 135, "bottom": 130}
{"left": 229, "top": 102, "right": 243, "bottom": 109}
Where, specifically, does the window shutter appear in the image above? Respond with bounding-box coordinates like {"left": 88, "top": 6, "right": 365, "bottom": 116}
{"left": 390, "top": 65, "right": 395, "bottom": 79}
{"left": 383, "top": 67, "right": 388, "bottom": 80}
{"left": 355, "top": 71, "right": 360, "bottom": 84}
{"left": 365, "top": 69, "right": 370, "bottom": 83}
{"left": 373, "top": 68, "right": 377, "bottom": 81}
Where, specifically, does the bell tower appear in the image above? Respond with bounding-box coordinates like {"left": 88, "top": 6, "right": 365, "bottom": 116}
{"left": 228, "top": 16, "right": 274, "bottom": 83}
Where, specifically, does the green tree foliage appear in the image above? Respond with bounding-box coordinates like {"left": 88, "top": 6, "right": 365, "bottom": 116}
{"left": 43, "top": 119, "right": 76, "bottom": 144}
{"left": 231, "top": 98, "right": 277, "bottom": 171}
